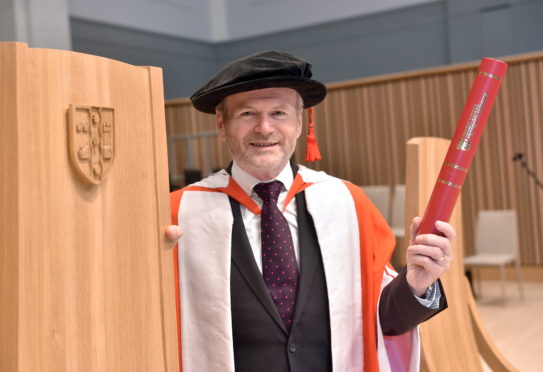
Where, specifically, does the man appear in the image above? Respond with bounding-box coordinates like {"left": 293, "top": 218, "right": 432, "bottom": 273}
{"left": 166, "top": 51, "right": 454, "bottom": 372}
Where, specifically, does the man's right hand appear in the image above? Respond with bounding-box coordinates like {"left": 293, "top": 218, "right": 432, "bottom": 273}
{"left": 165, "top": 225, "right": 183, "bottom": 243}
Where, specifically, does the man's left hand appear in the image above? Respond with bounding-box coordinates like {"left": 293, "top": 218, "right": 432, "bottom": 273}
{"left": 406, "top": 217, "right": 455, "bottom": 297}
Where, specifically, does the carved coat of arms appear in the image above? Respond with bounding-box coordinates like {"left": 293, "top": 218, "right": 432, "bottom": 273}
{"left": 68, "top": 105, "right": 115, "bottom": 185}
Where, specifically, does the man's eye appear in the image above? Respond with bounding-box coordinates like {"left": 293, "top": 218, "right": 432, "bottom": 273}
{"left": 271, "top": 111, "right": 286, "bottom": 116}
{"left": 240, "top": 111, "right": 254, "bottom": 117}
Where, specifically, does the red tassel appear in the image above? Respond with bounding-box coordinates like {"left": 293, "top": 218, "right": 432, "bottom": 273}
{"left": 305, "top": 107, "right": 322, "bottom": 162}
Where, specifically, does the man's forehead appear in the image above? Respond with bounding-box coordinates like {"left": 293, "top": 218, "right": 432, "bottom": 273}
{"left": 223, "top": 87, "right": 299, "bottom": 107}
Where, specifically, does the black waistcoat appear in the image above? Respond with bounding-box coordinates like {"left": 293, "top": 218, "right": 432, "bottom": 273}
{"left": 228, "top": 187, "right": 332, "bottom": 372}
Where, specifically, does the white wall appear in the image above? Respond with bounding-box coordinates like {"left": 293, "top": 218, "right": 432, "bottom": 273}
{"left": 68, "top": 0, "right": 215, "bottom": 41}
{"left": 67, "top": 0, "right": 435, "bottom": 42}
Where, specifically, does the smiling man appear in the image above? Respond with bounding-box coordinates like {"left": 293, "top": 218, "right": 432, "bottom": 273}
{"left": 168, "top": 51, "right": 454, "bottom": 372}
{"left": 216, "top": 87, "right": 303, "bottom": 180}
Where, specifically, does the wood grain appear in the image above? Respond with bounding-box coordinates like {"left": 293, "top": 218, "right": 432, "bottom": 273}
{"left": 406, "top": 137, "right": 482, "bottom": 371}
{"left": 406, "top": 137, "right": 516, "bottom": 371}
{"left": 0, "top": 42, "right": 178, "bottom": 372}
{"left": 0, "top": 41, "right": 21, "bottom": 372}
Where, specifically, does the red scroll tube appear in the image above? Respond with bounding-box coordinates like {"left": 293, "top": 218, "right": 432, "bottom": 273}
{"left": 418, "top": 58, "right": 508, "bottom": 235}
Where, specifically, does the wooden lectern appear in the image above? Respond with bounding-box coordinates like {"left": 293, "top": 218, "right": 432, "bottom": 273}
{"left": 0, "top": 43, "right": 179, "bottom": 371}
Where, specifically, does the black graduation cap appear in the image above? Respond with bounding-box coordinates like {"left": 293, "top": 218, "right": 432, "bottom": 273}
{"left": 190, "top": 50, "right": 327, "bottom": 114}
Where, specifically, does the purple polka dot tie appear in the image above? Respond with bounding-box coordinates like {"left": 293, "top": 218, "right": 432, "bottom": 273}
{"left": 253, "top": 181, "right": 299, "bottom": 331}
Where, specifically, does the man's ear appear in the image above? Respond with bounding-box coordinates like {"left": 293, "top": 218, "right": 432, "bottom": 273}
{"left": 295, "top": 111, "right": 303, "bottom": 139}
{"left": 216, "top": 112, "right": 226, "bottom": 141}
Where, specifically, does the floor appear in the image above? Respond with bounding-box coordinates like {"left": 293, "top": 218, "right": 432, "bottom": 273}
{"left": 476, "top": 280, "right": 543, "bottom": 372}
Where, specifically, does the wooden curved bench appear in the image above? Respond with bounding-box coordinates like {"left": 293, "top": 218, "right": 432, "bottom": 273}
{"left": 404, "top": 137, "right": 517, "bottom": 372}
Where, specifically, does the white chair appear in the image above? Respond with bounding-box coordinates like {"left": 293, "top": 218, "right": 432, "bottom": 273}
{"left": 361, "top": 185, "right": 392, "bottom": 223}
{"left": 464, "top": 210, "right": 524, "bottom": 303}
{"left": 390, "top": 184, "right": 405, "bottom": 239}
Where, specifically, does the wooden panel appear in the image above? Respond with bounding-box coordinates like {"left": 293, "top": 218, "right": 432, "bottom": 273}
{"left": 0, "top": 42, "right": 178, "bottom": 372}
{"left": 165, "top": 52, "right": 543, "bottom": 265}
{"left": 405, "top": 137, "right": 482, "bottom": 371}
{"left": 0, "top": 41, "right": 21, "bottom": 372}
{"left": 146, "top": 65, "right": 180, "bottom": 371}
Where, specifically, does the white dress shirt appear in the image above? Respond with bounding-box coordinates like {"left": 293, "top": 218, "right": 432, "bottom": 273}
{"left": 232, "top": 161, "right": 299, "bottom": 272}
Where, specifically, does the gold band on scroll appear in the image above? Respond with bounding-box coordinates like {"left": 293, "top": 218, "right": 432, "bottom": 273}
{"left": 438, "top": 178, "right": 462, "bottom": 189}
{"left": 478, "top": 71, "right": 502, "bottom": 81}
{"left": 445, "top": 162, "right": 468, "bottom": 172}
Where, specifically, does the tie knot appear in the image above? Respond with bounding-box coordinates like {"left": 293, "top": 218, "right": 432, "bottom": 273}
{"left": 253, "top": 181, "right": 283, "bottom": 203}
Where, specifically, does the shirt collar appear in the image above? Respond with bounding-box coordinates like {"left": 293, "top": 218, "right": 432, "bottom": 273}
{"left": 231, "top": 161, "right": 294, "bottom": 196}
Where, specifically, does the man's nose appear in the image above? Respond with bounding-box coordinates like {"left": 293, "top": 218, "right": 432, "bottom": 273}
{"left": 254, "top": 115, "right": 274, "bottom": 135}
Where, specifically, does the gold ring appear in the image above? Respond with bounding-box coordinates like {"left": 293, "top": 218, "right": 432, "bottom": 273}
{"left": 438, "top": 253, "right": 446, "bottom": 262}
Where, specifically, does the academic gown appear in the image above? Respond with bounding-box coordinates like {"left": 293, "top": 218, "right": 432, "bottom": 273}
{"left": 170, "top": 165, "right": 445, "bottom": 372}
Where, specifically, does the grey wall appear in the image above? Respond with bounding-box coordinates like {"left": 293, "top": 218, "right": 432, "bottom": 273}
{"left": 216, "top": 2, "right": 449, "bottom": 85}
{"left": 71, "top": 18, "right": 218, "bottom": 99}
{"left": 447, "top": 0, "right": 543, "bottom": 62}
{"left": 69, "top": 0, "right": 216, "bottom": 42}
{"left": 1, "top": 0, "right": 72, "bottom": 50}
{"left": 71, "top": 0, "right": 543, "bottom": 99}
{"left": 223, "top": 0, "right": 434, "bottom": 41}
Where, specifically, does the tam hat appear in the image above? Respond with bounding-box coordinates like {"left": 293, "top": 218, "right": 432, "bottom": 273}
{"left": 191, "top": 50, "right": 327, "bottom": 114}
{"left": 191, "top": 50, "right": 326, "bottom": 161}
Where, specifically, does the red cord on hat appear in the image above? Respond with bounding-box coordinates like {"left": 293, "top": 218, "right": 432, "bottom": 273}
{"left": 305, "top": 107, "right": 322, "bottom": 162}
